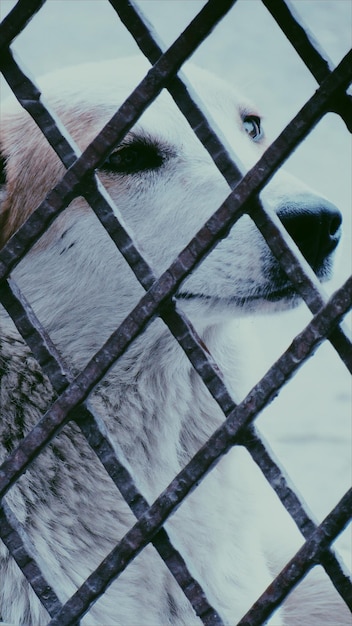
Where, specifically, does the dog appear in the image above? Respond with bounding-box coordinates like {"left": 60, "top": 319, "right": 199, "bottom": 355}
{"left": 0, "top": 57, "right": 348, "bottom": 625}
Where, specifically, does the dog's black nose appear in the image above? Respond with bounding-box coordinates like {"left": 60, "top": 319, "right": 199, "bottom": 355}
{"left": 278, "top": 198, "right": 342, "bottom": 272}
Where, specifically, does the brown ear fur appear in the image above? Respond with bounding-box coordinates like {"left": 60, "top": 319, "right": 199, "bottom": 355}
{"left": 0, "top": 99, "right": 107, "bottom": 251}
{"left": 0, "top": 110, "right": 66, "bottom": 249}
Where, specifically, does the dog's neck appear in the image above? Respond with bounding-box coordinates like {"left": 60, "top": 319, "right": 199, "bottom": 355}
{"left": 11, "top": 236, "right": 243, "bottom": 496}
{"left": 89, "top": 320, "right": 241, "bottom": 497}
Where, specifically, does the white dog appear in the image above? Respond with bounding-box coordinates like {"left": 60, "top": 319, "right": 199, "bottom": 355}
{"left": 0, "top": 58, "right": 348, "bottom": 625}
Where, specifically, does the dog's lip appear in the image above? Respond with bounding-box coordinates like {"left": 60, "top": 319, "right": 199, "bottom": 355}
{"left": 176, "top": 285, "right": 296, "bottom": 305}
{"left": 176, "top": 259, "right": 333, "bottom": 306}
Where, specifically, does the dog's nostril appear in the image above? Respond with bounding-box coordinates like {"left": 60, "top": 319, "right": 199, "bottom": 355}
{"left": 319, "top": 206, "right": 342, "bottom": 253}
{"left": 329, "top": 213, "right": 342, "bottom": 238}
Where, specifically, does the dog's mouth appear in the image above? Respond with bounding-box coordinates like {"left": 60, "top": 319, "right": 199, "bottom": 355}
{"left": 177, "top": 284, "right": 297, "bottom": 308}
{"left": 176, "top": 253, "right": 334, "bottom": 312}
{"left": 259, "top": 285, "right": 297, "bottom": 302}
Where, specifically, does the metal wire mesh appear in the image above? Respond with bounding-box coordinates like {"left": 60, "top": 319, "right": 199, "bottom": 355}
{"left": 0, "top": 1, "right": 351, "bottom": 624}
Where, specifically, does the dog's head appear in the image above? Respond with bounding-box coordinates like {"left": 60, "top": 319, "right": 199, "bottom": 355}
{"left": 0, "top": 58, "right": 341, "bottom": 345}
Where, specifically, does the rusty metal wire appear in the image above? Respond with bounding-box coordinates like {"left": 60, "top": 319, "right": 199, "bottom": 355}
{"left": 261, "top": 0, "right": 352, "bottom": 130}
{"left": 242, "top": 426, "right": 352, "bottom": 607}
{"left": 1, "top": 25, "right": 351, "bottom": 365}
{"left": 1, "top": 267, "right": 351, "bottom": 623}
{"left": 0, "top": 278, "right": 224, "bottom": 624}
{"left": 46, "top": 277, "right": 352, "bottom": 626}
{"left": 237, "top": 488, "right": 352, "bottom": 626}
{"left": 0, "top": 501, "right": 62, "bottom": 617}
{"left": 0, "top": 0, "right": 46, "bottom": 50}
{"left": 0, "top": 0, "right": 351, "bottom": 624}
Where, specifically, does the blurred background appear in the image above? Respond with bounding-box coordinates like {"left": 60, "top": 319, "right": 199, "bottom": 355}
{"left": 1, "top": 0, "right": 351, "bottom": 564}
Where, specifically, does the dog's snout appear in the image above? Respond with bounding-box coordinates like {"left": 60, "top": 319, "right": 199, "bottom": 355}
{"left": 278, "top": 198, "right": 342, "bottom": 271}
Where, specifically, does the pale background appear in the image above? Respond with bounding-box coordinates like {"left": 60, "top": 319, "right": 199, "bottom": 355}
{"left": 0, "top": 0, "right": 351, "bottom": 565}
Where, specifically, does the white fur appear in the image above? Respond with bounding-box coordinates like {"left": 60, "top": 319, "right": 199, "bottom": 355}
{"left": 0, "top": 57, "right": 349, "bottom": 625}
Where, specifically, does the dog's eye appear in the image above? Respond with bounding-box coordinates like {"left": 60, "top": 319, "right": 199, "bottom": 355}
{"left": 243, "top": 116, "right": 262, "bottom": 141}
{"left": 101, "top": 141, "right": 164, "bottom": 174}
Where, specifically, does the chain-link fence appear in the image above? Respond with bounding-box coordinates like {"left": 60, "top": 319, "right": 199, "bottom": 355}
{"left": 0, "top": 1, "right": 351, "bottom": 624}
